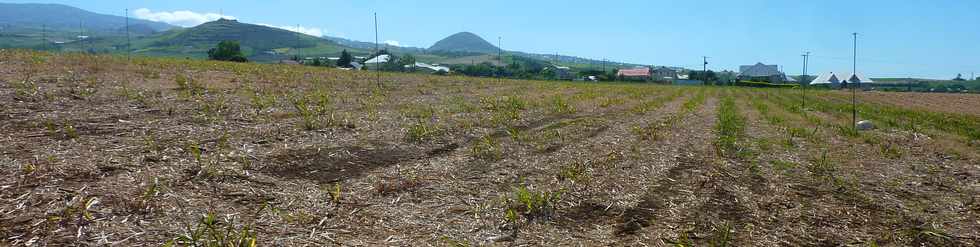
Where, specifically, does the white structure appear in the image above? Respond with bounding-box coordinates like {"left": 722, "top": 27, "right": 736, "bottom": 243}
{"left": 364, "top": 54, "right": 391, "bottom": 64}
{"left": 405, "top": 62, "right": 450, "bottom": 73}
{"left": 810, "top": 72, "right": 874, "bottom": 87}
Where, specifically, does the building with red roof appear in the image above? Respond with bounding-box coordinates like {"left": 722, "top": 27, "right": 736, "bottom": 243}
{"left": 616, "top": 67, "right": 652, "bottom": 81}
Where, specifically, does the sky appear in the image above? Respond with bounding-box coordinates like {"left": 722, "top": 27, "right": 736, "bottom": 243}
{"left": 4, "top": 0, "right": 979, "bottom": 79}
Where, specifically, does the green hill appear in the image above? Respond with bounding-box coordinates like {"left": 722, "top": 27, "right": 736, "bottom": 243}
{"left": 428, "top": 32, "right": 500, "bottom": 54}
{"left": 137, "top": 19, "right": 354, "bottom": 60}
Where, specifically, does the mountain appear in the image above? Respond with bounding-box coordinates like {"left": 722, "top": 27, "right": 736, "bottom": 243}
{"left": 0, "top": 3, "right": 174, "bottom": 33}
{"left": 323, "top": 36, "right": 425, "bottom": 54}
{"left": 428, "top": 32, "right": 499, "bottom": 54}
{"left": 138, "top": 19, "right": 353, "bottom": 60}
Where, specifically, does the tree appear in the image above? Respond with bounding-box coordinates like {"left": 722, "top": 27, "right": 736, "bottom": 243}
{"left": 311, "top": 58, "right": 322, "bottom": 66}
{"left": 336, "top": 50, "right": 353, "bottom": 68}
{"left": 401, "top": 54, "right": 416, "bottom": 72}
{"left": 689, "top": 70, "right": 718, "bottom": 83}
{"left": 207, "top": 40, "right": 248, "bottom": 62}
{"left": 953, "top": 73, "right": 966, "bottom": 81}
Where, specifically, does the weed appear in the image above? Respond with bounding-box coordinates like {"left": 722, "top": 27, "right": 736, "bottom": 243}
{"left": 166, "top": 212, "right": 258, "bottom": 247}
{"left": 599, "top": 97, "right": 626, "bottom": 108}
{"left": 175, "top": 74, "right": 205, "bottom": 97}
{"left": 62, "top": 120, "right": 79, "bottom": 139}
{"left": 12, "top": 80, "right": 40, "bottom": 101}
{"left": 406, "top": 120, "right": 441, "bottom": 142}
{"left": 709, "top": 221, "right": 735, "bottom": 247}
{"left": 329, "top": 183, "right": 342, "bottom": 203}
{"left": 507, "top": 184, "right": 562, "bottom": 221}
{"left": 808, "top": 150, "right": 836, "bottom": 179}
{"left": 556, "top": 162, "right": 588, "bottom": 183}
{"left": 291, "top": 94, "right": 334, "bottom": 130}
{"left": 551, "top": 95, "right": 576, "bottom": 114}
{"left": 248, "top": 90, "right": 277, "bottom": 114}
{"left": 506, "top": 127, "right": 529, "bottom": 143}
{"left": 187, "top": 142, "right": 203, "bottom": 164}
{"left": 471, "top": 136, "right": 502, "bottom": 160}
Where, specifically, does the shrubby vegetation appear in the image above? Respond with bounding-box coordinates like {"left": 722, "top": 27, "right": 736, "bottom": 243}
{"left": 207, "top": 41, "right": 248, "bottom": 62}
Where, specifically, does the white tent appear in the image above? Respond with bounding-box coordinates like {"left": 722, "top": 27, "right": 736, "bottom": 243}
{"left": 809, "top": 72, "right": 842, "bottom": 85}
{"left": 842, "top": 73, "right": 874, "bottom": 84}
{"left": 810, "top": 72, "right": 874, "bottom": 85}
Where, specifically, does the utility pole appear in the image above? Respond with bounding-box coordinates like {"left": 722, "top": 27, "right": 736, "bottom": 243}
{"left": 851, "top": 32, "right": 858, "bottom": 129}
{"left": 79, "top": 20, "right": 84, "bottom": 52}
{"left": 907, "top": 77, "right": 912, "bottom": 92}
{"left": 802, "top": 52, "right": 810, "bottom": 111}
{"left": 702, "top": 56, "right": 709, "bottom": 85}
{"left": 374, "top": 12, "right": 381, "bottom": 89}
{"left": 295, "top": 24, "right": 302, "bottom": 62}
{"left": 41, "top": 24, "right": 47, "bottom": 51}
{"left": 126, "top": 8, "right": 131, "bottom": 60}
{"left": 498, "top": 36, "right": 502, "bottom": 83}
{"left": 602, "top": 58, "right": 606, "bottom": 74}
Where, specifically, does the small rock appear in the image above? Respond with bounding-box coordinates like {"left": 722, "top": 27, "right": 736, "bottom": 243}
{"left": 856, "top": 120, "right": 875, "bottom": 131}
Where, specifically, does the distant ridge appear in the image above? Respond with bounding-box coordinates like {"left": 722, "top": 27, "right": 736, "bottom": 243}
{"left": 428, "top": 32, "right": 499, "bottom": 54}
{"left": 0, "top": 3, "right": 174, "bottom": 32}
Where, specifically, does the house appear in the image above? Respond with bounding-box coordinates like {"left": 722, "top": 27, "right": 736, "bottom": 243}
{"left": 810, "top": 72, "right": 874, "bottom": 88}
{"left": 738, "top": 62, "right": 787, "bottom": 83}
{"left": 617, "top": 67, "right": 652, "bottom": 81}
{"left": 651, "top": 66, "right": 679, "bottom": 81}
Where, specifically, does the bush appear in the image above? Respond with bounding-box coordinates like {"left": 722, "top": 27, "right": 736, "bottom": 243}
{"left": 207, "top": 41, "right": 248, "bottom": 62}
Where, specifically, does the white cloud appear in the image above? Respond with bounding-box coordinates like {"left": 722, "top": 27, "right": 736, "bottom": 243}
{"left": 256, "top": 24, "right": 324, "bottom": 37}
{"left": 133, "top": 8, "right": 327, "bottom": 37}
{"left": 384, "top": 40, "right": 402, "bottom": 47}
{"left": 133, "top": 8, "right": 235, "bottom": 27}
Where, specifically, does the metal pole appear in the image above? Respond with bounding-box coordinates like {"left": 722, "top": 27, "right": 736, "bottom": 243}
{"left": 374, "top": 13, "right": 381, "bottom": 89}
{"left": 296, "top": 24, "right": 301, "bottom": 62}
{"left": 79, "top": 20, "right": 83, "bottom": 52}
{"left": 126, "top": 8, "right": 131, "bottom": 60}
{"left": 852, "top": 32, "right": 858, "bottom": 129}
{"left": 702, "top": 56, "right": 708, "bottom": 85}
{"left": 802, "top": 52, "right": 809, "bottom": 111}
{"left": 41, "top": 24, "right": 46, "bottom": 51}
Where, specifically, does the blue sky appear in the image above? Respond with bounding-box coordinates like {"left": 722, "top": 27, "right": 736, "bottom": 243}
{"left": 5, "top": 0, "right": 979, "bottom": 79}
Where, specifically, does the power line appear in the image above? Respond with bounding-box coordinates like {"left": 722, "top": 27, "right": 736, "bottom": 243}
{"left": 41, "top": 24, "right": 47, "bottom": 51}
{"left": 801, "top": 51, "right": 810, "bottom": 110}
{"left": 498, "top": 36, "right": 502, "bottom": 83}
{"left": 702, "top": 56, "right": 710, "bottom": 85}
{"left": 374, "top": 12, "right": 381, "bottom": 89}
{"left": 79, "top": 20, "right": 84, "bottom": 52}
{"left": 126, "top": 8, "right": 131, "bottom": 60}
{"left": 851, "top": 32, "right": 858, "bottom": 129}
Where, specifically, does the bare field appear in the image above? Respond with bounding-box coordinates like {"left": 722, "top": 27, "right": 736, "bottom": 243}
{"left": 1, "top": 50, "right": 979, "bottom": 246}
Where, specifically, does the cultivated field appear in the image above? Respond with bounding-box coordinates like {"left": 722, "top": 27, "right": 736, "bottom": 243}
{"left": 1, "top": 50, "right": 979, "bottom": 246}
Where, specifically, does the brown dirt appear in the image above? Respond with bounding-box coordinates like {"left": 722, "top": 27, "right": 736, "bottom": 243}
{"left": 1, "top": 50, "right": 978, "bottom": 246}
